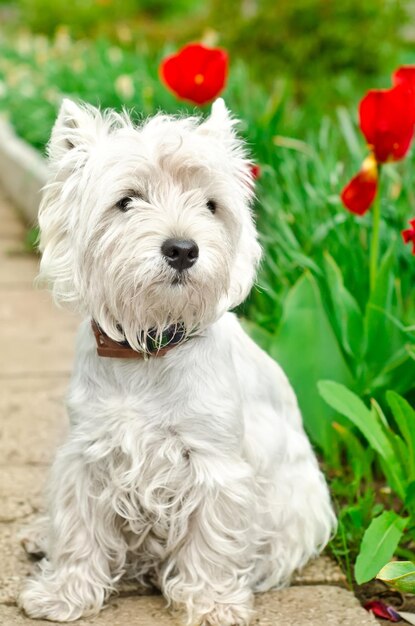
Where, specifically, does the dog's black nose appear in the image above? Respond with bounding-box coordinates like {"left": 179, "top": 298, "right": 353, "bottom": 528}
{"left": 161, "top": 238, "right": 199, "bottom": 271}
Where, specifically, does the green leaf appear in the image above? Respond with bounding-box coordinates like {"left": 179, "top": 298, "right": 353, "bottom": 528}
{"left": 405, "top": 481, "right": 415, "bottom": 517}
{"left": 355, "top": 511, "right": 407, "bottom": 584}
{"left": 387, "top": 391, "right": 415, "bottom": 479}
{"left": 332, "top": 422, "right": 373, "bottom": 487}
{"left": 323, "top": 252, "right": 364, "bottom": 361}
{"left": 319, "top": 382, "right": 391, "bottom": 461}
{"left": 24, "top": 226, "right": 39, "bottom": 253}
{"left": 318, "top": 381, "right": 405, "bottom": 498}
{"left": 368, "top": 241, "right": 396, "bottom": 314}
{"left": 370, "top": 345, "right": 415, "bottom": 395}
{"left": 336, "top": 107, "right": 363, "bottom": 160}
{"left": 271, "top": 272, "right": 352, "bottom": 452}
{"left": 371, "top": 399, "right": 411, "bottom": 480}
{"left": 365, "top": 242, "right": 400, "bottom": 374}
{"left": 377, "top": 561, "right": 415, "bottom": 593}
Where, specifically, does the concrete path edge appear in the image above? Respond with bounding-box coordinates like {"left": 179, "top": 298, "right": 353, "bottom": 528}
{"left": 0, "top": 116, "right": 47, "bottom": 226}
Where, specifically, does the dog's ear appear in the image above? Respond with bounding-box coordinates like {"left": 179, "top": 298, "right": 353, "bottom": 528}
{"left": 209, "top": 98, "right": 233, "bottom": 128}
{"left": 198, "top": 98, "right": 237, "bottom": 137}
{"left": 48, "top": 98, "right": 102, "bottom": 164}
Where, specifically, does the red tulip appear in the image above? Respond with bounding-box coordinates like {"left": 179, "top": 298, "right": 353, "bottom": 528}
{"left": 340, "top": 155, "right": 378, "bottom": 215}
{"left": 160, "top": 43, "right": 228, "bottom": 106}
{"left": 359, "top": 84, "right": 415, "bottom": 163}
{"left": 250, "top": 164, "right": 261, "bottom": 180}
{"left": 393, "top": 65, "right": 415, "bottom": 92}
{"left": 402, "top": 218, "right": 415, "bottom": 254}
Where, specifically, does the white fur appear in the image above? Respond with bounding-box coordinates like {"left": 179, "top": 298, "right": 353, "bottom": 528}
{"left": 19, "top": 98, "right": 336, "bottom": 625}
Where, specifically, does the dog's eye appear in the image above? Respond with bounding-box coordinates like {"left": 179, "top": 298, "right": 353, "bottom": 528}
{"left": 116, "top": 192, "right": 144, "bottom": 212}
{"left": 206, "top": 199, "right": 216, "bottom": 214}
{"left": 116, "top": 197, "right": 133, "bottom": 212}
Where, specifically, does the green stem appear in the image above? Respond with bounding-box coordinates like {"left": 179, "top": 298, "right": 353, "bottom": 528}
{"left": 369, "top": 168, "right": 382, "bottom": 293}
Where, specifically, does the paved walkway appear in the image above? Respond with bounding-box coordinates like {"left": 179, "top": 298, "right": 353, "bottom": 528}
{"left": 0, "top": 189, "right": 377, "bottom": 625}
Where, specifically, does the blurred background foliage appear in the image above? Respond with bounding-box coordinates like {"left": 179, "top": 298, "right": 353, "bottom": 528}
{"left": 0, "top": 0, "right": 412, "bottom": 105}
{"left": 208, "top": 0, "right": 408, "bottom": 99}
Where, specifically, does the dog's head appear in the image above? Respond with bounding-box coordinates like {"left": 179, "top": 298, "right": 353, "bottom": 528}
{"left": 38, "top": 98, "right": 261, "bottom": 348}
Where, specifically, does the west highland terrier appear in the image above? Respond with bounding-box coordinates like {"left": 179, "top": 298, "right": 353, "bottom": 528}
{"left": 18, "top": 98, "right": 336, "bottom": 625}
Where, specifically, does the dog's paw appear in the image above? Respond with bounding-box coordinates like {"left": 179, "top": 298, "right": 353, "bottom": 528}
{"left": 199, "top": 603, "right": 253, "bottom": 626}
{"left": 18, "top": 578, "right": 98, "bottom": 622}
{"left": 19, "top": 586, "right": 78, "bottom": 622}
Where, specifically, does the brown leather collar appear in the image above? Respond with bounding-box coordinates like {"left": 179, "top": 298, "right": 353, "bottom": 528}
{"left": 91, "top": 320, "right": 186, "bottom": 359}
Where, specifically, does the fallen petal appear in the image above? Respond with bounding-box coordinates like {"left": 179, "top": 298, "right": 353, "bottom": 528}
{"left": 364, "top": 600, "right": 400, "bottom": 621}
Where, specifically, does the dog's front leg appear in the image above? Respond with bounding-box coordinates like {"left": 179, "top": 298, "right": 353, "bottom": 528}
{"left": 162, "top": 456, "right": 256, "bottom": 626}
{"left": 19, "top": 442, "right": 123, "bottom": 622}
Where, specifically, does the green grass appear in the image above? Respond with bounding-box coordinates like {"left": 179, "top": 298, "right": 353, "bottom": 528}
{"left": 1, "top": 30, "right": 415, "bottom": 583}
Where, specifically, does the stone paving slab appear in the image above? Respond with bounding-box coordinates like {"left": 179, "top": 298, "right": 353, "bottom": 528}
{"left": 0, "top": 239, "right": 37, "bottom": 286}
{"left": 0, "top": 586, "right": 378, "bottom": 625}
{"left": 0, "top": 378, "right": 68, "bottom": 465}
{"left": 0, "top": 520, "right": 34, "bottom": 604}
{"left": 0, "top": 518, "right": 346, "bottom": 608}
{"left": 0, "top": 186, "right": 26, "bottom": 229}
{"left": 0, "top": 466, "right": 47, "bottom": 522}
{"left": 292, "top": 555, "right": 346, "bottom": 587}
{"left": 253, "top": 586, "right": 378, "bottom": 625}
{"left": 0, "top": 290, "right": 78, "bottom": 376}
{"left": 0, "top": 207, "right": 26, "bottom": 239}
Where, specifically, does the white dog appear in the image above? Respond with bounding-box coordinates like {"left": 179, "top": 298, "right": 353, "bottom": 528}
{"left": 18, "top": 98, "right": 335, "bottom": 625}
